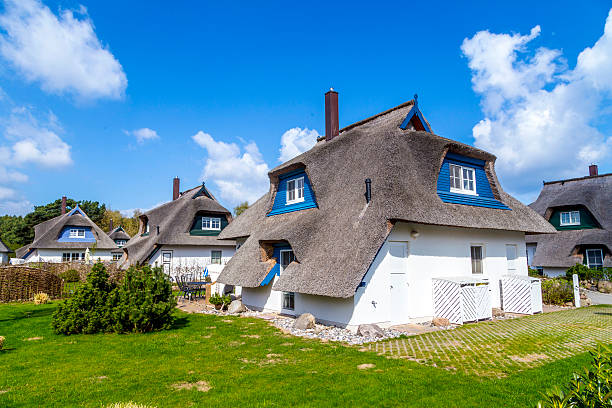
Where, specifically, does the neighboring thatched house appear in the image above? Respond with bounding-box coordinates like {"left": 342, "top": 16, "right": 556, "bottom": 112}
{"left": 217, "top": 90, "right": 554, "bottom": 327}
{"left": 526, "top": 166, "right": 611, "bottom": 277}
{"left": 121, "top": 178, "right": 236, "bottom": 292}
{"left": 15, "top": 197, "right": 119, "bottom": 263}
{"left": 0, "top": 237, "right": 9, "bottom": 265}
{"left": 108, "top": 223, "right": 131, "bottom": 261}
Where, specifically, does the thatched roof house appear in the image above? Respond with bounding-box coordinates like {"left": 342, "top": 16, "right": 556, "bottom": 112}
{"left": 108, "top": 226, "right": 131, "bottom": 243}
{"left": 16, "top": 203, "right": 118, "bottom": 262}
{"left": 527, "top": 168, "right": 612, "bottom": 274}
{"left": 217, "top": 91, "right": 553, "bottom": 326}
{"left": 121, "top": 181, "right": 235, "bottom": 269}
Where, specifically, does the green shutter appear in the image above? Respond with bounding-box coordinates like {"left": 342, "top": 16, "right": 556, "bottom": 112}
{"left": 189, "top": 214, "right": 229, "bottom": 236}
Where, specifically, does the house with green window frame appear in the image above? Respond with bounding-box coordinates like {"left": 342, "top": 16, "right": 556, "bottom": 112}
{"left": 121, "top": 178, "right": 236, "bottom": 294}
{"left": 526, "top": 166, "right": 612, "bottom": 277}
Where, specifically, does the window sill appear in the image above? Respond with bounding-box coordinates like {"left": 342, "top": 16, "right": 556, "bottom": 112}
{"left": 286, "top": 199, "right": 305, "bottom": 206}
{"left": 450, "top": 188, "right": 478, "bottom": 196}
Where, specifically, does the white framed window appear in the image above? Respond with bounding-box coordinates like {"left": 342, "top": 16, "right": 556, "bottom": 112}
{"left": 112, "top": 253, "right": 122, "bottom": 261}
{"left": 116, "top": 239, "right": 127, "bottom": 247}
{"left": 470, "top": 245, "right": 484, "bottom": 274}
{"left": 211, "top": 250, "right": 222, "bottom": 265}
{"left": 449, "top": 164, "right": 477, "bottom": 195}
{"left": 69, "top": 228, "right": 86, "bottom": 238}
{"left": 279, "top": 249, "right": 295, "bottom": 273}
{"left": 560, "top": 211, "right": 580, "bottom": 226}
{"left": 62, "top": 253, "right": 70, "bottom": 262}
{"left": 286, "top": 177, "right": 305, "bottom": 205}
{"left": 202, "top": 217, "right": 221, "bottom": 231}
{"left": 586, "top": 249, "right": 604, "bottom": 269}
{"left": 282, "top": 292, "right": 295, "bottom": 310}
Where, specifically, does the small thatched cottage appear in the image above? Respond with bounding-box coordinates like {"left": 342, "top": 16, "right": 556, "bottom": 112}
{"left": 121, "top": 178, "right": 236, "bottom": 292}
{"left": 527, "top": 166, "right": 611, "bottom": 277}
{"left": 0, "top": 237, "right": 9, "bottom": 265}
{"left": 15, "top": 197, "right": 119, "bottom": 263}
{"left": 217, "top": 90, "right": 554, "bottom": 327}
{"left": 108, "top": 222, "right": 131, "bottom": 261}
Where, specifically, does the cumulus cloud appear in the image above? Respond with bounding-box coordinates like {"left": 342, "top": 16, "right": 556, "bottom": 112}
{"left": 0, "top": 0, "right": 127, "bottom": 100}
{"left": 192, "top": 131, "right": 270, "bottom": 207}
{"left": 462, "top": 9, "right": 612, "bottom": 200}
{"left": 128, "top": 127, "right": 159, "bottom": 144}
{"left": 278, "top": 127, "right": 320, "bottom": 162}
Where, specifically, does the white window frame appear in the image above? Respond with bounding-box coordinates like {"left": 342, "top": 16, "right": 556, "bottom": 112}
{"left": 586, "top": 249, "right": 604, "bottom": 269}
{"left": 449, "top": 164, "right": 477, "bottom": 195}
{"left": 470, "top": 244, "right": 485, "bottom": 275}
{"left": 201, "top": 217, "right": 221, "bottom": 231}
{"left": 112, "top": 253, "right": 122, "bottom": 261}
{"left": 116, "top": 239, "right": 126, "bottom": 247}
{"left": 211, "top": 250, "right": 222, "bottom": 265}
{"left": 69, "top": 228, "right": 86, "bottom": 238}
{"left": 560, "top": 211, "right": 580, "bottom": 226}
{"left": 282, "top": 291, "right": 295, "bottom": 311}
{"left": 279, "top": 249, "right": 295, "bottom": 273}
{"left": 286, "top": 177, "right": 305, "bottom": 205}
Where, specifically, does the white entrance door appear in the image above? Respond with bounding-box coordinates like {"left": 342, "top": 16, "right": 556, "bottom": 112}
{"left": 161, "top": 251, "right": 173, "bottom": 276}
{"left": 506, "top": 245, "right": 518, "bottom": 274}
{"left": 388, "top": 242, "right": 409, "bottom": 324}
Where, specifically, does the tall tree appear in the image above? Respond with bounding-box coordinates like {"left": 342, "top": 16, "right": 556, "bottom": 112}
{"left": 234, "top": 201, "right": 249, "bottom": 217}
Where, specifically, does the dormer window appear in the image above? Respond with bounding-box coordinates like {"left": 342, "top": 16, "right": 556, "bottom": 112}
{"left": 449, "top": 164, "right": 476, "bottom": 195}
{"left": 560, "top": 211, "right": 580, "bottom": 226}
{"left": 202, "top": 217, "right": 221, "bottom": 231}
{"left": 116, "top": 239, "right": 127, "bottom": 247}
{"left": 69, "top": 228, "right": 86, "bottom": 238}
{"left": 286, "top": 177, "right": 304, "bottom": 205}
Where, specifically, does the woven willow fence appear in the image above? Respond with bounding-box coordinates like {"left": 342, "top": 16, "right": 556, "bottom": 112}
{"left": 0, "top": 266, "right": 63, "bottom": 302}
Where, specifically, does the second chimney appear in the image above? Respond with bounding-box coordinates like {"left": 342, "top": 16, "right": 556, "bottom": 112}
{"left": 61, "top": 196, "right": 67, "bottom": 215}
{"left": 325, "top": 88, "right": 339, "bottom": 141}
{"left": 109, "top": 218, "right": 114, "bottom": 231}
{"left": 173, "top": 177, "right": 180, "bottom": 200}
{"left": 589, "top": 164, "right": 598, "bottom": 177}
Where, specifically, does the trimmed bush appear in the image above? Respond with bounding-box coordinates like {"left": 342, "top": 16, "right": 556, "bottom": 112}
{"left": 110, "top": 265, "right": 176, "bottom": 333}
{"left": 60, "top": 269, "right": 80, "bottom": 283}
{"left": 52, "top": 262, "right": 175, "bottom": 335}
{"left": 541, "top": 279, "right": 573, "bottom": 305}
{"left": 538, "top": 345, "right": 611, "bottom": 408}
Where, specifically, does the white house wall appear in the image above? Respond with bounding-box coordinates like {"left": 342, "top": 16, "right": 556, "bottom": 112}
{"left": 243, "top": 222, "right": 528, "bottom": 328}
{"left": 24, "top": 249, "right": 113, "bottom": 263}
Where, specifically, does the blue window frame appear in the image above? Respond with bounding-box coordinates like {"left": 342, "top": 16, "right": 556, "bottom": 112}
{"left": 267, "top": 170, "right": 317, "bottom": 216}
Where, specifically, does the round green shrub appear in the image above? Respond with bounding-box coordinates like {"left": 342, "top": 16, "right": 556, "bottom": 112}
{"left": 541, "top": 278, "right": 573, "bottom": 305}
{"left": 60, "top": 269, "right": 80, "bottom": 282}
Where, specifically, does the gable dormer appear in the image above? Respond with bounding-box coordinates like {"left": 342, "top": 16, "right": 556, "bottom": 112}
{"left": 190, "top": 211, "right": 230, "bottom": 236}
{"left": 400, "top": 94, "right": 432, "bottom": 132}
{"left": 436, "top": 152, "right": 510, "bottom": 210}
{"left": 547, "top": 206, "right": 600, "bottom": 230}
{"left": 267, "top": 168, "right": 318, "bottom": 216}
{"left": 57, "top": 226, "right": 95, "bottom": 242}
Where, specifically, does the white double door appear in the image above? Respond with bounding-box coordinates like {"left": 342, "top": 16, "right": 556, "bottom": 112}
{"left": 388, "top": 241, "right": 410, "bottom": 324}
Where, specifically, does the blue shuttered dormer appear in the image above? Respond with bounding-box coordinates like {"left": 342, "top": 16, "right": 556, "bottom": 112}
{"left": 267, "top": 170, "right": 318, "bottom": 216}
{"left": 57, "top": 226, "right": 97, "bottom": 243}
{"left": 437, "top": 152, "right": 510, "bottom": 210}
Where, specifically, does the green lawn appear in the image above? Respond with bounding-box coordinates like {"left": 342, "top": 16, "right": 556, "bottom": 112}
{"left": 0, "top": 303, "right": 608, "bottom": 408}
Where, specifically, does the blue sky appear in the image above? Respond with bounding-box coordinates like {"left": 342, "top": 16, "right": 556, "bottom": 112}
{"left": 0, "top": 0, "right": 611, "bottom": 215}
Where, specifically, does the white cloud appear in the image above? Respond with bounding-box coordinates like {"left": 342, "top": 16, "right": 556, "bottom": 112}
{"left": 0, "top": 198, "right": 32, "bottom": 215}
{"left": 129, "top": 127, "right": 159, "bottom": 144}
{"left": 462, "top": 9, "right": 612, "bottom": 200}
{"left": 278, "top": 127, "right": 320, "bottom": 162}
{"left": 0, "top": 0, "right": 127, "bottom": 100}
{"left": 192, "top": 131, "right": 270, "bottom": 207}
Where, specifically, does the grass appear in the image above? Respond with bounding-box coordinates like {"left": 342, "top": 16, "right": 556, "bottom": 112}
{"left": 0, "top": 303, "right": 609, "bottom": 408}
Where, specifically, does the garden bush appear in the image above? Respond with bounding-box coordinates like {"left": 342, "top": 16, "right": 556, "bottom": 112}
{"left": 33, "top": 292, "right": 49, "bottom": 305}
{"left": 110, "top": 265, "right": 175, "bottom": 333}
{"left": 537, "top": 345, "right": 611, "bottom": 408}
{"left": 541, "top": 278, "right": 573, "bottom": 305}
{"left": 52, "top": 262, "right": 176, "bottom": 335}
{"left": 60, "top": 269, "right": 80, "bottom": 283}
{"left": 566, "top": 264, "right": 591, "bottom": 281}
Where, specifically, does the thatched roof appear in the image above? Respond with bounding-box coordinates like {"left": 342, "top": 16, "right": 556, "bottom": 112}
{"left": 0, "top": 237, "right": 9, "bottom": 253}
{"left": 108, "top": 227, "right": 131, "bottom": 241}
{"left": 527, "top": 173, "right": 612, "bottom": 268}
{"left": 122, "top": 184, "right": 235, "bottom": 266}
{"left": 15, "top": 207, "right": 118, "bottom": 258}
{"left": 218, "top": 100, "right": 555, "bottom": 298}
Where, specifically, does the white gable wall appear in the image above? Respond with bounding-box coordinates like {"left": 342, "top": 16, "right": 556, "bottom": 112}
{"left": 23, "top": 249, "right": 114, "bottom": 263}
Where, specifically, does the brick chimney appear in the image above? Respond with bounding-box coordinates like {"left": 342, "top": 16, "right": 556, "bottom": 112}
{"left": 109, "top": 218, "right": 114, "bottom": 231}
{"left": 589, "top": 164, "right": 598, "bottom": 177}
{"left": 325, "top": 88, "right": 339, "bottom": 141}
{"left": 173, "top": 177, "right": 180, "bottom": 201}
{"left": 61, "top": 196, "right": 66, "bottom": 215}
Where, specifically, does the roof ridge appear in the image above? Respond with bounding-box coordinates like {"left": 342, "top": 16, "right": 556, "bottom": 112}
{"left": 544, "top": 172, "right": 612, "bottom": 185}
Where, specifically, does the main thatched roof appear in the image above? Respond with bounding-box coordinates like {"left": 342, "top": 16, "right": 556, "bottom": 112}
{"left": 122, "top": 184, "right": 235, "bottom": 266}
{"left": 15, "top": 207, "right": 118, "bottom": 258}
{"left": 108, "top": 227, "right": 131, "bottom": 241}
{"left": 527, "top": 173, "right": 612, "bottom": 268}
{"left": 218, "top": 100, "right": 555, "bottom": 298}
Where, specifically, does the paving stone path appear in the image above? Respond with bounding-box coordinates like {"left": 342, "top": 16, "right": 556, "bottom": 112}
{"left": 365, "top": 306, "right": 612, "bottom": 377}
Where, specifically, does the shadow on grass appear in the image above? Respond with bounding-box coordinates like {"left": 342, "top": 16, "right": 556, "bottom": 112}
{"left": 171, "top": 316, "right": 190, "bottom": 330}
{"left": 594, "top": 312, "right": 612, "bottom": 316}
{"left": 0, "top": 307, "right": 55, "bottom": 322}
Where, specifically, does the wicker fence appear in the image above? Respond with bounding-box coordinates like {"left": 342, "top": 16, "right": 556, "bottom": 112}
{"left": 0, "top": 266, "right": 63, "bottom": 302}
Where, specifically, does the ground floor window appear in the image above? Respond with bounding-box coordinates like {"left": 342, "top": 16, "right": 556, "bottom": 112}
{"left": 62, "top": 253, "right": 70, "bottom": 262}
{"left": 211, "top": 250, "right": 222, "bottom": 264}
{"left": 112, "top": 253, "right": 122, "bottom": 261}
{"left": 63, "top": 252, "right": 84, "bottom": 262}
{"left": 471, "top": 245, "right": 483, "bottom": 274}
{"left": 586, "top": 249, "right": 604, "bottom": 269}
{"left": 282, "top": 292, "right": 295, "bottom": 310}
